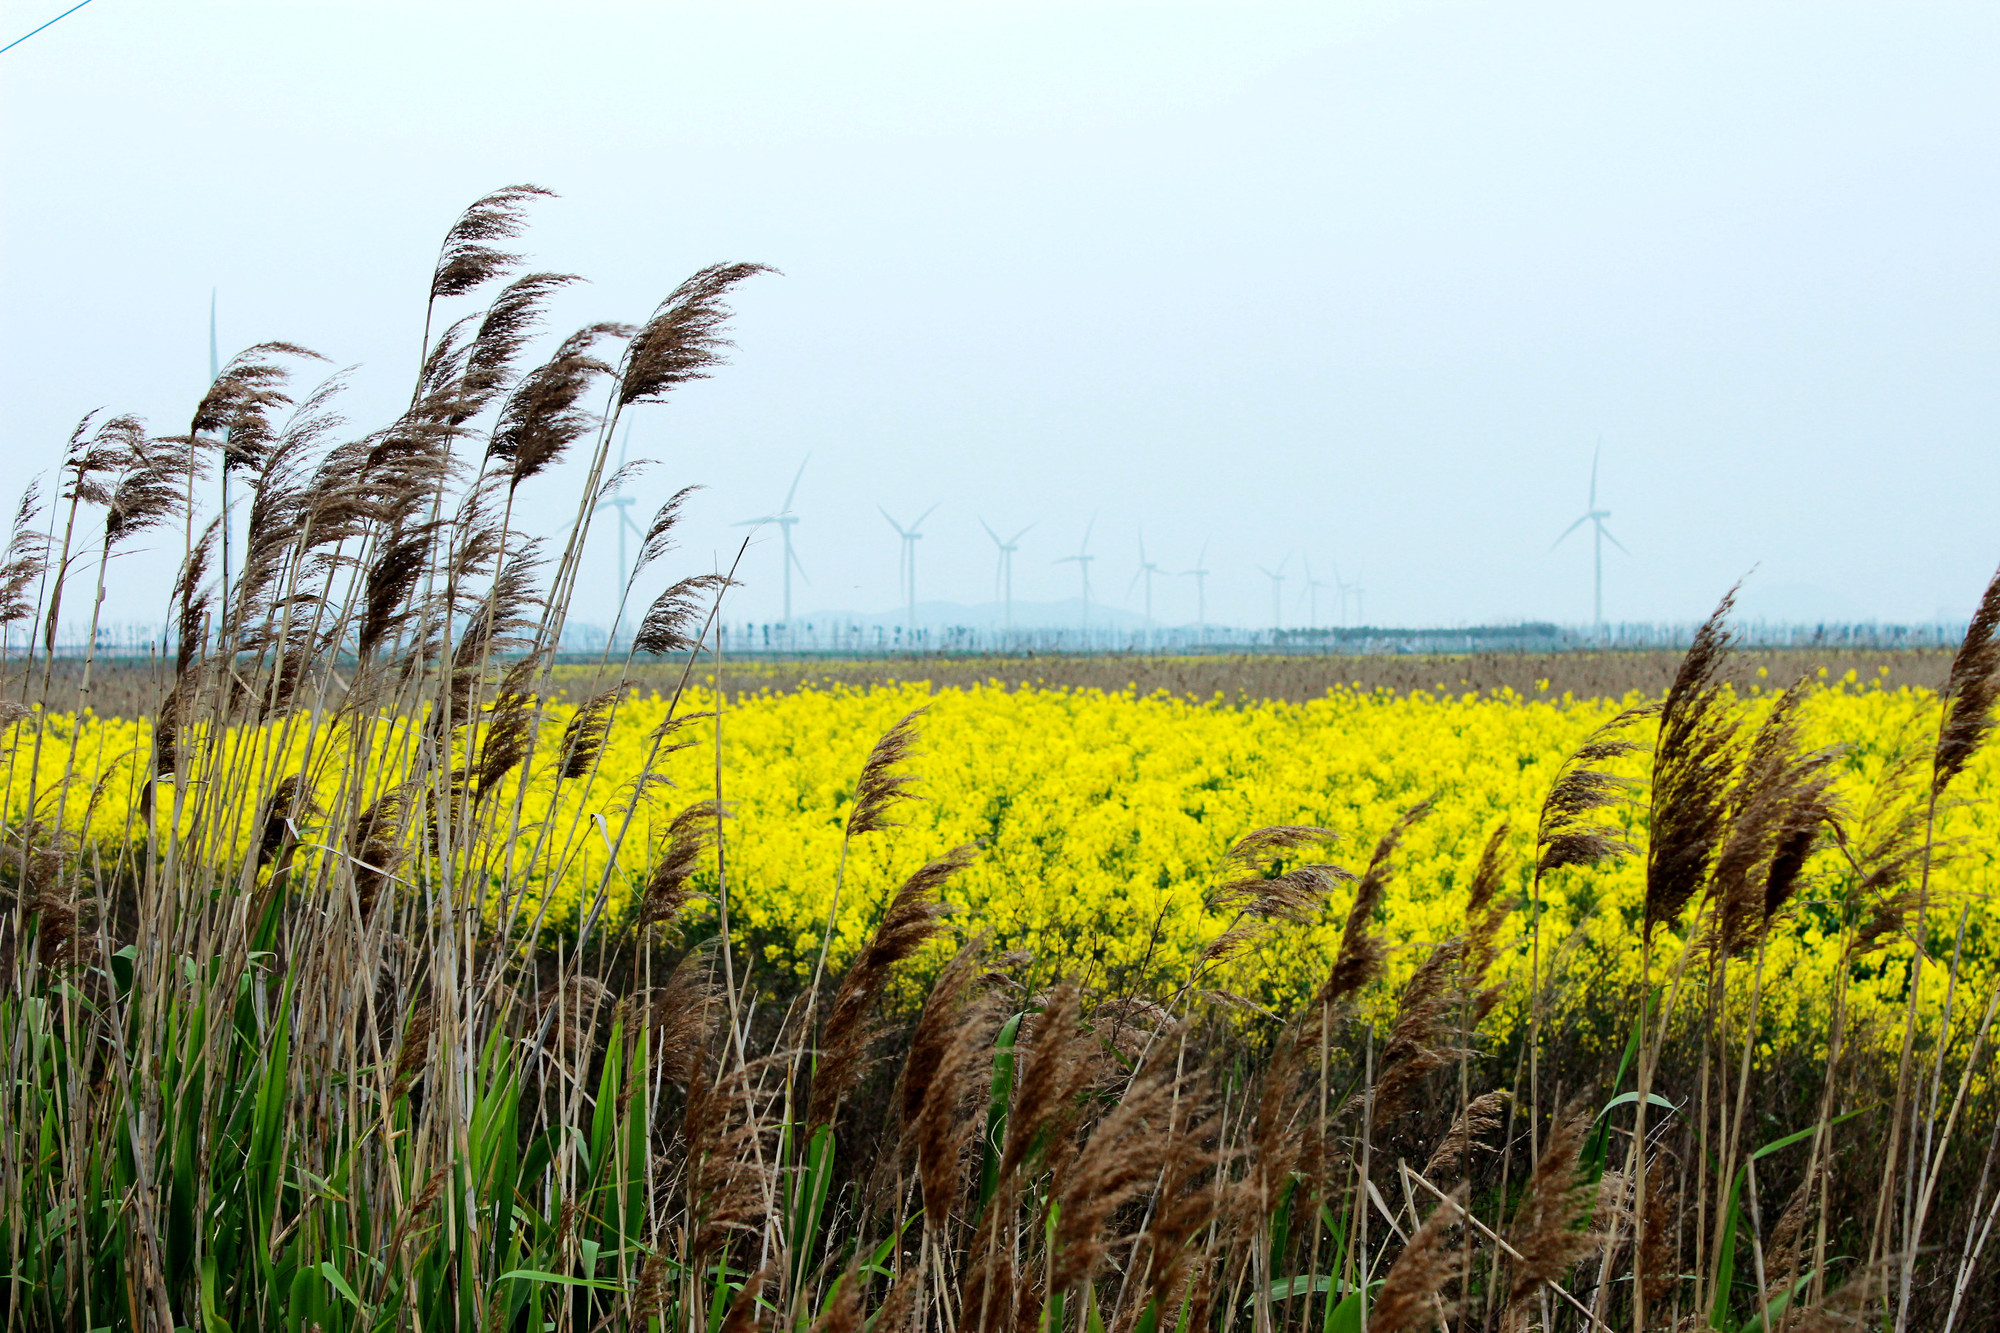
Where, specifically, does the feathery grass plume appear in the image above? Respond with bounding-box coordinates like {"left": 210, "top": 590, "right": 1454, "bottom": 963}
{"left": 0, "top": 484, "right": 46, "bottom": 627}
{"left": 1372, "top": 937, "right": 1471, "bottom": 1125}
{"left": 1506, "top": 1102, "right": 1597, "bottom": 1305}
{"left": 1373, "top": 1184, "right": 1468, "bottom": 1333}
{"left": 456, "top": 271, "right": 579, "bottom": 420}
{"left": 618, "top": 262, "right": 775, "bottom": 407}
{"left": 1001, "top": 980, "right": 1093, "bottom": 1178}
{"left": 254, "top": 774, "right": 309, "bottom": 870}
{"left": 1050, "top": 1054, "right": 1182, "bottom": 1293}
{"left": 638, "top": 801, "right": 725, "bottom": 932}
{"left": 428, "top": 184, "right": 552, "bottom": 302}
{"left": 1645, "top": 588, "right": 1743, "bottom": 936}
{"left": 475, "top": 673, "right": 539, "bottom": 801}
{"left": 1202, "top": 825, "right": 1350, "bottom": 963}
{"left": 719, "top": 1262, "right": 777, "bottom": 1333}
{"left": 1759, "top": 1160, "right": 1818, "bottom": 1319}
{"left": 1934, "top": 565, "right": 2000, "bottom": 796}
{"left": 347, "top": 789, "right": 404, "bottom": 917}
{"left": 809, "top": 845, "right": 971, "bottom": 1127}
{"left": 623, "top": 947, "right": 721, "bottom": 1085}
{"left": 685, "top": 1054, "right": 779, "bottom": 1266}
{"left": 1537, "top": 706, "right": 1651, "bottom": 876}
{"left": 807, "top": 1264, "right": 863, "bottom": 1333}
{"left": 1783, "top": 1263, "right": 1892, "bottom": 1333}
{"left": 1637, "top": 1149, "right": 1680, "bottom": 1312}
{"left": 1316, "top": 800, "right": 1433, "bottom": 1007}
{"left": 846, "top": 708, "right": 927, "bottom": 837}
{"left": 191, "top": 342, "right": 324, "bottom": 475}
{"left": 389, "top": 992, "right": 438, "bottom": 1100}
{"left": 93, "top": 420, "right": 182, "bottom": 551}
{"left": 1138, "top": 1105, "right": 1228, "bottom": 1316}
{"left": 1424, "top": 1089, "right": 1512, "bottom": 1178}
{"left": 633, "top": 572, "right": 733, "bottom": 656}
{"left": 903, "top": 936, "right": 1004, "bottom": 1225}
{"left": 558, "top": 684, "right": 619, "bottom": 779}
{"left": 24, "top": 848, "right": 82, "bottom": 971}
{"left": 1713, "top": 680, "right": 1842, "bottom": 955}
{"left": 487, "top": 323, "right": 625, "bottom": 493}
{"left": 1462, "top": 824, "right": 1514, "bottom": 1022}
{"left": 356, "top": 522, "right": 436, "bottom": 659}
{"left": 628, "top": 485, "right": 701, "bottom": 590}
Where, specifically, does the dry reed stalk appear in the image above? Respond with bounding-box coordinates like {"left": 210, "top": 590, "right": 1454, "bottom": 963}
{"left": 1316, "top": 800, "right": 1432, "bottom": 1009}
{"left": 1050, "top": 1056, "right": 1181, "bottom": 1293}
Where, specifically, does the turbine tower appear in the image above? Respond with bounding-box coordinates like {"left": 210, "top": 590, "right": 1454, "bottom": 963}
{"left": 1054, "top": 517, "right": 1097, "bottom": 632}
{"left": 1179, "top": 538, "right": 1212, "bottom": 628}
{"left": 881, "top": 503, "right": 939, "bottom": 633}
{"left": 735, "top": 455, "right": 811, "bottom": 623}
{"left": 1300, "top": 557, "right": 1332, "bottom": 629}
{"left": 1128, "top": 533, "right": 1165, "bottom": 623}
{"left": 1552, "top": 442, "right": 1628, "bottom": 630}
{"left": 979, "top": 517, "right": 1034, "bottom": 630}
{"left": 1255, "top": 555, "right": 1289, "bottom": 630}
{"left": 591, "top": 422, "right": 647, "bottom": 645}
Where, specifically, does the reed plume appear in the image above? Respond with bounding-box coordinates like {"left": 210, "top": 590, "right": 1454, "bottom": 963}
{"left": 1645, "top": 588, "right": 1743, "bottom": 936}
{"left": 428, "top": 184, "right": 551, "bottom": 302}
{"left": 1507, "top": 1103, "right": 1596, "bottom": 1305}
{"left": 809, "top": 845, "right": 970, "bottom": 1127}
{"left": 633, "top": 573, "right": 733, "bottom": 656}
{"left": 1317, "top": 800, "right": 1432, "bottom": 1007}
{"left": 618, "top": 262, "right": 776, "bottom": 407}
{"left": 1934, "top": 565, "right": 2000, "bottom": 796}
{"left": 1424, "top": 1089, "right": 1511, "bottom": 1178}
{"left": 843, "top": 707, "right": 927, "bottom": 836}
{"left": 1373, "top": 1185, "right": 1467, "bottom": 1333}
{"left": 0, "top": 486, "right": 47, "bottom": 627}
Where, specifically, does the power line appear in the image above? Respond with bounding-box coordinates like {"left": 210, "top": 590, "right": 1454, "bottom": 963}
{"left": 1, "top": 0, "right": 97, "bottom": 57}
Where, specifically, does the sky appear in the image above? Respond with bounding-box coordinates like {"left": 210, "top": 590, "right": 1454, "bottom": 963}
{"left": 4, "top": 0, "right": 1999, "bottom": 632}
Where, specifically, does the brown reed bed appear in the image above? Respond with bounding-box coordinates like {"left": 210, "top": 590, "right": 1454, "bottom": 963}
{"left": 1, "top": 190, "right": 1996, "bottom": 1333}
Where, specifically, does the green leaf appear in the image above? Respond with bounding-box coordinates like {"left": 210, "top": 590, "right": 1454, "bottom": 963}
{"left": 1324, "top": 1282, "right": 1382, "bottom": 1333}
{"left": 497, "top": 1268, "right": 626, "bottom": 1292}
{"left": 978, "top": 1013, "right": 1023, "bottom": 1212}
{"left": 319, "top": 1261, "right": 362, "bottom": 1307}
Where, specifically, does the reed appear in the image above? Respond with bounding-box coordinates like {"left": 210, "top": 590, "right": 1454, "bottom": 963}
{"left": 1, "top": 192, "right": 1996, "bottom": 1333}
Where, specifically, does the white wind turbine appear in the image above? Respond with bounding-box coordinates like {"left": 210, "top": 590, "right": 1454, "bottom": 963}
{"left": 881, "top": 503, "right": 939, "bottom": 632}
{"left": 1552, "top": 442, "right": 1628, "bottom": 630}
{"left": 1128, "top": 533, "right": 1166, "bottom": 623}
{"left": 734, "top": 455, "right": 811, "bottom": 623}
{"left": 1180, "top": 538, "right": 1212, "bottom": 628}
{"left": 979, "top": 517, "right": 1034, "bottom": 630}
{"left": 1300, "top": 557, "right": 1333, "bottom": 629}
{"left": 591, "top": 422, "right": 648, "bottom": 645}
{"left": 1255, "top": 555, "right": 1290, "bottom": 630}
{"left": 1054, "top": 517, "right": 1097, "bottom": 631}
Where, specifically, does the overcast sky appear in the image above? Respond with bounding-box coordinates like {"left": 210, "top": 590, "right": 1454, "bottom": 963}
{"left": 4, "top": 0, "right": 1998, "bottom": 631}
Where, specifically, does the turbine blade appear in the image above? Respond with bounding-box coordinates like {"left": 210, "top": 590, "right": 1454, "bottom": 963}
{"left": 782, "top": 454, "right": 810, "bottom": 512}
{"left": 1010, "top": 521, "right": 1036, "bottom": 545}
{"left": 1551, "top": 514, "right": 1590, "bottom": 549}
{"left": 913, "top": 501, "right": 941, "bottom": 531}
{"left": 1599, "top": 522, "right": 1631, "bottom": 557}
{"left": 980, "top": 516, "right": 1002, "bottom": 546}
{"left": 1589, "top": 439, "right": 1600, "bottom": 509}
{"left": 880, "top": 507, "right": 907, "bottom": 536}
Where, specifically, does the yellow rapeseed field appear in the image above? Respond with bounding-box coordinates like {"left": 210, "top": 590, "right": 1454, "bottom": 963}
{"left": 10, "top": 672, "right": 1990, "bottom": 1045}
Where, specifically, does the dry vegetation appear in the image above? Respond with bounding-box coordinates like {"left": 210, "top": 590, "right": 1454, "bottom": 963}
{"left": 10, "top": 648, "right": 1953, "bottom": 719}
{"left": 2, "top": 191, "right": 1997, "bottom": 1333}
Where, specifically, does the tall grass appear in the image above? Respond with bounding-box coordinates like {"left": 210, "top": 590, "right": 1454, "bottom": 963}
{"left": 2, "top": 190, "right": 1998, "bottom": 1333}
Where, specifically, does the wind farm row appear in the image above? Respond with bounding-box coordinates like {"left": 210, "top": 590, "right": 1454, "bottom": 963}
{"left": 598, "top": 443, "right": 1642, "bottom": 636}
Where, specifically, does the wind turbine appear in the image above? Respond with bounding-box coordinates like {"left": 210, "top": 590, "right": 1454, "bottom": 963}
{"left": 979, "top": 518, "right": 1034, "bottom": 629}
{"left": 1179, "top": 538, "right": 1212, "bottom": 628}
{"left": 735, "top": 455, "right": 811, "bottom": 623}
{"left": 1300, "top": 557, "right": 1333, "bottom": 629}
{"left": 1128, "top": 533, "right": 1166, "bottom": 623}
{"left": 1054, "top": 517, "right": 1097, "bottom": 631}
{"left": 1552, "top": 442, "right": 1628, "bottom": 629}
{"left": 881, "top": 503, "right": 939, "bottom": 632}
{"left": 591, "top": 422, "right": 647, "bottom": 644}
{"left": 1255, "top": 555, "right": 1289, "bottom": 630}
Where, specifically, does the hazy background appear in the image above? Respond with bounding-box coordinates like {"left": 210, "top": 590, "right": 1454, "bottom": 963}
{"left": 4, "top": 0, "right": 1998, "bottom": 632}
